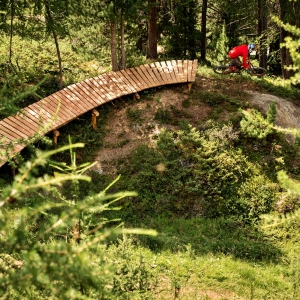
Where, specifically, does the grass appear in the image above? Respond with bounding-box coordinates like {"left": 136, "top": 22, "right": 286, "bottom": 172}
{"left": 121, "top": 215, "right": 299, "bottom": 299}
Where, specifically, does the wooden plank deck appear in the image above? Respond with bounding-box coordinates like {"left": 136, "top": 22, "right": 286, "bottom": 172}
{"left": 0, "top": 59, "right": 198, "bottom": 167}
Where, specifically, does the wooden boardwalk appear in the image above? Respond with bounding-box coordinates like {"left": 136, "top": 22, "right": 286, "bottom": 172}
{"left": 0, "top": 59, "right": 198, "bottom": 167}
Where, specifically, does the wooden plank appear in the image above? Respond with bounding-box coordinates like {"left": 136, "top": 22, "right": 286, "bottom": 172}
{"left": 148, "top": 63, "right": 165, "bottom": 85}
{"left": 13, "top": 111, "right": 40, "bottom": 133}
{"left": 129, "top": 66, "right": 152, "bottom": 89}
{"left": 171, "top": 60, "right": 181, "bottom": 82}
{"left": 144, "top": 64, "right": 161, "bottom": 86}
{"left": 159, "top": 61, "right": 173, "bottom": 84}
{"left": 87, "top": 77, "right": 115, "bottom": 101}
{"left": 176, "top": 60, "right": 184, "bottom": 82}
{"left": 0, "top": 131, "right": 24, "bottom": 150}
{"left": 187, "top": 60, "right": 193, "bottom": 82}
{"left": 139, "top": 64, "right": 160, "bottom": 87}
{"left": 82, "top": 79, "right": 111, "bottom": 104}
{"left": 131, "top": 67, "right": 152, "bottom": 90}
{"left": 1, "top": 118, "right": 33, "bottom": 139}
{"left": 51, "top": 91, "right": 84, "bottom": 119}
{"left": 183, "top": 60, "right": 188, "bottom": 82}
{"left": 26, "top": 95, "right": 69, "bottom": 128}
{"left": 37, "top": 97, "right": 66, "bottom": 123}
{"left": 94, "top": 74, "right": 121, "bottom": 99}
{"left": 65, "top": 85, "right": 96, "bottom": 111}
{"left": 114, "top": 70, "right": 139, "bottom": 94}
{"left": 152, "top": 62, "right": 168, "bottom": 84}
{"left": 0, "top": 120, "right": 28, "bottom": 139}
{"left": 0, "top": 124, "right": 23, "bottom": 143}
{"left": 59, "top": 88, "right": 92, "bottom": 112}
{"left": 120, "top": 69, "right": 143, "bottom": 92}
{"left": 75, "top": 81, "right": 107, "bottom": 105}
{"left": 190, "top": 59, "right": 198, "bottom": 82}
{"left": 127, "top": 67, "right": 149, "bottom": 90}
{"left": 27, "top": 102, "right": 55, "bottom": 126}
{"left": 166, "top": 60, "right": 178, "bottom": 83}
{"left": 105, "top": 72, "right": 131, "bottom": 96}
{"left": 5, "top": 115, "right": 36, "bottom": 136}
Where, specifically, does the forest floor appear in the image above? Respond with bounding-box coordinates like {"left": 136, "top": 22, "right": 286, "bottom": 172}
{"left": 91, "top": 73, "right": 300, "bottom": 175}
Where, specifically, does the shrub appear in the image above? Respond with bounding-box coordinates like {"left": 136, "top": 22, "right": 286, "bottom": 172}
{"left": 118, "top": 123, "right": 277, "bottom": 220}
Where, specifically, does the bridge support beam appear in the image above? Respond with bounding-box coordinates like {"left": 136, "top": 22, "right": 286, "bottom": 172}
{"left": 53, "top": 130, "right": 60, "bottom": 147}
{"left": 133, "top": 93, "right": 140, "bottom": 100}
{"left": 92, "top": 109, "right": 100, "bottom": 130}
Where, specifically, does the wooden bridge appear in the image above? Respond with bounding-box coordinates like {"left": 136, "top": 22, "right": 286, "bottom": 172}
{"left": 0, "top": 59, "right": 198, "bottom": 168}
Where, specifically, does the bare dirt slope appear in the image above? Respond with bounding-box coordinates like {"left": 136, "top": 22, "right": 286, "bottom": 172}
{"left": 92, "top": 76, "right": 300, "bottom": 174}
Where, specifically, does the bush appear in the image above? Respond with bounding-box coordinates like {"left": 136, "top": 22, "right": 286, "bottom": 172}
{"left": 118, "top": 123, "right": 277, "bottom": 220}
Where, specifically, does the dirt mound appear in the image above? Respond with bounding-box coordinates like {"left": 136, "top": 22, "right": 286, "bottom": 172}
{"left": 91, "top": 85, "right": 300, "bottom": 174}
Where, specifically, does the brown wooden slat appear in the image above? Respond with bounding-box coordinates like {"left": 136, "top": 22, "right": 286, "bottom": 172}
{"left": 33, "top": 96, "right": 68, "bottom": 126}
{"left": 120, "top": 69, "right": 143, "bottom": 92}
{"left": 148, "top": 63, "right": 165, "bottom": 85}
{"left": 65, "top": 85, "right": 96, "bottom": 112}
{"left": 37, "top": 96, "right": 70, "bottom": 123}
{"left": 75, "top": 81, "right": 107, "bottom": 105}
{"left": 166, "top": 61, "right": 178, "bottom": 82}
{"left": 43, "top": 95, "right": 75, "bottom": 125}
{"left": 82, "top": 79, "right": 111, "bottom": 103}
{"left": 127, "top": 67, "right": 148, "bottom": 90}
{"left": 132, "top": 67, "right": 153, "bottom": 90}
{"left": 160, "top": 61, "right": 174, "bottom": 84}
{"left": 187, "top": 60, "right": 193, "bottom": 82}
{"left": 177, "top": 60, "right": 184, "bottom": 82}
{"left": 94, "top": 75, "right": 121, "bottom": 99}
{"left": 87, "top": 77, "right": 115, "bottom": 101}
{"left": 0, "top": 125, "right": 22, "bottom": 143}
{"left": 50, "top": 91, "right": 83, "bottom": 119}
{"left": 0, "top": 120, "right": 27, "bottom": 140}
{"left": 152, "top": 62, "right": 168, "bottom": 84}
{"left": 114, "top": 70, "right": 139, "bottom": 94}
{"left": 171, "top": 60, "right": 181, "bottom": 82}
{"left": 12, "top": 111, "right": 40, "bottom": 133}
{"left": 183, "top": 60, "right": 188, "bottom": 81}
{"left": 144, "top": 64, "right": 162, "bottom": 86}
{"left": 58, "top": 89, "right": 91, "bottom": 113}
{"left": 4, "top": 116, "right": 36, "bottom": 137}
{"left": 190, "top": 59, "right": 198, "bottom": 82}
{"left": 105, "top": 72, "right": 130, "bottom": 96}
{"left": 140, "top": 64, "right": 160, "bottom": 87}
{"left": 131, "top": 66, "right": 152, "bottom": 89}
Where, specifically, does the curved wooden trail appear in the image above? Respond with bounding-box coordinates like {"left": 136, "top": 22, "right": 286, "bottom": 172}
{"left": 0, "top": 59, "right": 198, "bottom": 168}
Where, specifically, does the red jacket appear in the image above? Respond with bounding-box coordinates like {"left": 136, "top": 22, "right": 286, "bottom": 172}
{"left": 228, "top": 44, "right": 249, "bottom": 69}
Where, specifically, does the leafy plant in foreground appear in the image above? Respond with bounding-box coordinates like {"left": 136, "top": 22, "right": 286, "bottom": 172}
{"left": 0, "top": 143, "right": 156, "bottom": 299}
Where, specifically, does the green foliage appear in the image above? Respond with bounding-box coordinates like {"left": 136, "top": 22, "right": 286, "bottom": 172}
{"left": 214, "top": 22, "right": 229, "bottom": 63}
{"left": 0, "top": 144, "right": 157, "bottom": 299}
{"left": 240, "top": 106, "right": 275, "bottom": 139}
{"left": 126, "top": 107, "right": 144, "bottom": 126}
{"left": 117, "top": 123, "right": 277, "bottom": 220}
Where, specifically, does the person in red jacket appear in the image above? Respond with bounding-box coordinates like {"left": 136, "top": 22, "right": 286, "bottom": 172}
{"left": 228, "top": 44, "right": 256, "bottom": 70}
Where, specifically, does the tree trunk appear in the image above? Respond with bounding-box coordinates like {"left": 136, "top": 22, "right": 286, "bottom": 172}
{"left": 278, "top": 0, "right": 294, "bottom": 79}
{"left": 44, "top": 0, "right": 63, "bottom": 90}
{"left": 200, "top": 0, "right": 208, "bottom": 61}
{"left": 257, "top": 0, "right": 268, "bottom": 69}
{"left": 110, "top": 19, "right": 118, "bottom": 71}
{"left": 120, "top": 11, "right": 126, "bottom": 70}
{"left": 147, "top": 0, "right": 158, "bottom": 59}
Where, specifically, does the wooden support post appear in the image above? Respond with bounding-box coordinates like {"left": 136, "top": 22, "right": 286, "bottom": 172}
{"left": 133, "top": 93, "right": 140, "bottom": 100}
{"left": 188, "top": 82, "right": 193, "bottom": 92}
{"left": 53, "top": 130, "right": 60, "bottom": 147}
{"left": 92, "top": 109, "right": 100, "bottom": 130}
